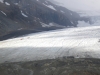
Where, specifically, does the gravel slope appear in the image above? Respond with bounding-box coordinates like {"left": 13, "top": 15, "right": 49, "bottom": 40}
{"left": 0, "top": 58, "right": 100, "bottom": 75}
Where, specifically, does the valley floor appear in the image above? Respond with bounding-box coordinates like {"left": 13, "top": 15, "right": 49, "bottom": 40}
{"left": 0, "top": 26, "right": 100, "bottom": 63}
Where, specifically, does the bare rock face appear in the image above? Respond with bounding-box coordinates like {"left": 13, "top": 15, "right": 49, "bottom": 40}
{"left": 0, "top": 58, "right": 100, "bottom": 75}
{"left": 0, "top": 0, "right": 90, "bottom": 39}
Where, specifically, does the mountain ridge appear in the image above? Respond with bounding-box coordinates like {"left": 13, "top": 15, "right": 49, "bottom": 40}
{"left": 0, "top": 0, "right": 90, "bottom": 39}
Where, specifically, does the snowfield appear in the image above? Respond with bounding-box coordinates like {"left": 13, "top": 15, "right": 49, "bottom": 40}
{"left": 0, "top": 26, "right": 100, "bottom": 63}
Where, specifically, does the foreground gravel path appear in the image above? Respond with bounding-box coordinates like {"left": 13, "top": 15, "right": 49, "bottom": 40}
{"left": 0, "top": 58, "right": 100, "bottom": 75}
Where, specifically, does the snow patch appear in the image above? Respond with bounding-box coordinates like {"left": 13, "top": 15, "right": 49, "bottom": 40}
{"left": 41, "top": 22, "right": 51, "bottom": 27}
{"left": 1, "top": 11, "right": 6, "bottom": 16}
{"left": 0, "top": 0, "right": 3, "bottom": 3}
{"left": 14, "top": 3, "right": 18, "bottom": 5}
{"left": 41, "top": 22, "right": 65, "bottom": 28}
{"left": 5, "top": 2, "right": 10, "bottom": 5}
{"left": 18, "top": 28, "right": 23, "bottom": 30}
{"left": 43, "top": 3, "right": 56, "bottom": 11}
{"left": 21, "top": 11, "right": 28, "bottom": 17}
{"left": 61, "top": 10, "right": 65, "bottom": 13}
{"left": 47, "top": 5, "right": 56, "bottom": 10}
{"left": 71, "top": 21, "right": 74, "bottom": 24}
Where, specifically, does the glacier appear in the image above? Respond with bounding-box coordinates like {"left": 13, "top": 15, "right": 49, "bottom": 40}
{"left": 0, "top": 26, "right": 100, "bottom": 63}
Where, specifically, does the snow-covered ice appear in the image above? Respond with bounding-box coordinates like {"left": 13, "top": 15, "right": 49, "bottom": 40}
{"left": 0, "top": 26, "right": 100, "bottom": 63}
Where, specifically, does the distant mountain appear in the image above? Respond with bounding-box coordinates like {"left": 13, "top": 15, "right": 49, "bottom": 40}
{"left": 0, "top": 0, "right": 89, "bottom": 39}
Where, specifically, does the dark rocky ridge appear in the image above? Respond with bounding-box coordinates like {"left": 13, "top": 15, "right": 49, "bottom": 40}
{"left": 0, "top": 0, "right": 90, "bottom": 40}
{"left": 0, "top": 58, "right": 100, "bottom": 75}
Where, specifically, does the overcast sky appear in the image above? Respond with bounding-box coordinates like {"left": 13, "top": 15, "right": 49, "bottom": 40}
{"left": 50, "top": 0, "right": 100, "bottom": 11}
{"left": 49, "top": 0, "right": 100, "bottom": 16}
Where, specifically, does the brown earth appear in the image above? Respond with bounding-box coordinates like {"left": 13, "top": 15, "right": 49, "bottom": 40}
{"left": 0, "top": 58, "right": 100, "bottom": 75}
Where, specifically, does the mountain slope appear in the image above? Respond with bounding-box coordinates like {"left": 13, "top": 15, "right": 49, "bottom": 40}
{"left": 0, "top": 0, "right": 89, "bottom": 39}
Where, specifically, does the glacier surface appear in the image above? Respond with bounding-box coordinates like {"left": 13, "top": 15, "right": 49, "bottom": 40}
{"left": 0, "top": 26, "right": 100, "bottom": 63}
